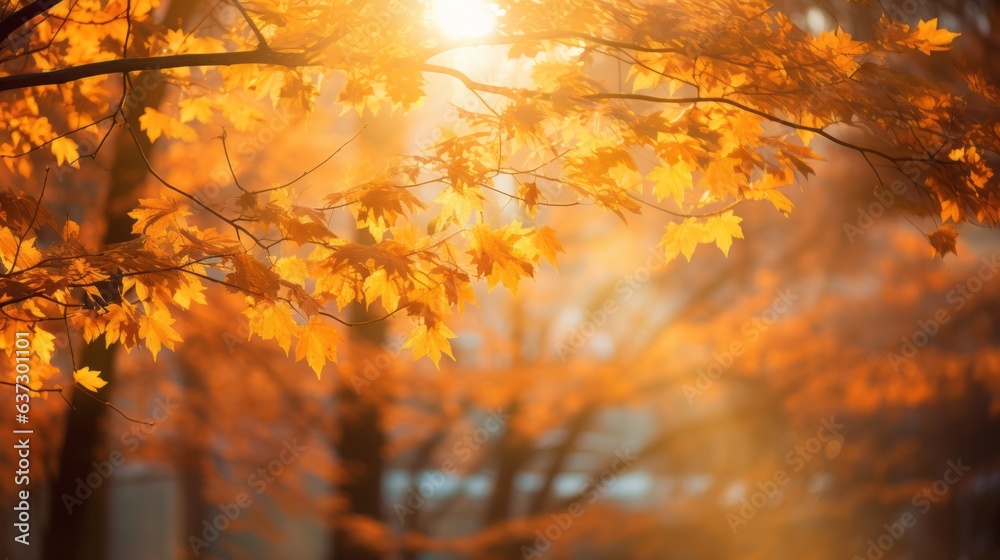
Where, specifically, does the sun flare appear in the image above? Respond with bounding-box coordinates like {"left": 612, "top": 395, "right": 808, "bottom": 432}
{"left": 431, "top": 0, "right": 500, "bottom": 40}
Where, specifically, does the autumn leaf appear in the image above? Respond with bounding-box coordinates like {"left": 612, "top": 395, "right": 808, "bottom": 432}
{"left": 295, "top": 317, "right": 342, "bottom": 377}
{"left": 179, "top": 97, "right": 213, "bottom": 124}
{"left": 0, "top": 226, "right": 41, "bottom": 273}
{"left": 401, "top": 322, "right": 456, "bottom": 368}
{"left": 246, "top": 301, "right": 298, "bottom": 355}
{"left": 532, "top": 226, "right": 564, "bottom": 268}
{"left": 138, "top": 107, "right": 173, "bottom": 143}
{"left": 518, "top": 182, "right": 541, "bottom": 218}
{"left": 912, "top": 19, "right": 961, "bottom": 55}
{"left": 704, "top": 211, "right": 744, "bottom": 256}
{"left": 102, "top": 301, "right": 139, "bottom": 349}
{"left": 129, "top": 197, "right": 192, "bottom": 237}
{"left": 879, "top": 16, "right": 961, "bottom": 56}
{"left": 434, "top": 186, "right": 486, "bottom": 230}
{"left": 51, "top": 137, "right": 80, "bottom": 168}
{"left": 363, "top": 268, "right": 402, "bottom": 311}
{"left": 139, "top": 309, "right": 183, "bottom": 360}
{"left": 225, "top": 254, "right": 281, "bottom": 299}
{"left": 73, "top": 367, "right": 107, "bottom": 393}
{"left": 138, "top": 107, "right": 197, "bottom": 143}
{"left": 32, "top": 328, "right": 56, "bottom": 365}
{"left": 928, "top": 225, "right": 959, "bottom": 257}
{"left": 745, "top": 187, "right": 795, "bottom": 215}
{"left": 274, "top": 256, "right": 310, "bottom": 288}
{"left": 172, "top": 277, "right": 208, "bottom": 309}
{"left": 467, "top": 223, "right": 535, "bottom": 292}
{"left": 661, "top": 219, "right": 706, "bottom": 262}
{"left": 762, "top": 189, "right": 795, "bottom": 215}
{"left": 648, "top": 162, "right": 692, "bottom": 205}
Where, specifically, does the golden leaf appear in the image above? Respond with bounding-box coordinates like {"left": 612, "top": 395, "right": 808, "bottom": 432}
{"left": 661, "top": 219, "right": 706, "bottom": 262}
{"left": 73, "top": 367, "right": 107, "bottom": 393}
{"left": 295, "top": 317, "right": 341, "bottom": 378}
{"left": 139, "top": 309, "right": 183, "bottom": 360}
{"left": 704, "top": 211, "right": 744, "bottom": 256}
{"left": 401, "top": 323, "right": 456, "bottom": 368}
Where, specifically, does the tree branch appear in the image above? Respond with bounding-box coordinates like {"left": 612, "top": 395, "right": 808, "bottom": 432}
{"left": 423, "top": 30, "right": 684, "bottom": 60}
{"left": 0, "top": 0, "right": 62, "bottom": 46}
{"left": 0, "top": 48, "right": 316, "bottom": 94}
{"left": 228, "top": 0, "right": 269, "bottom": 50}
{"left": 420, "top": 64, "right": 963, "bottom": 168}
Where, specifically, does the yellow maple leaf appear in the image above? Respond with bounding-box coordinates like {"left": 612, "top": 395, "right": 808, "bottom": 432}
{"left": 139, "top": 309, "right": 182, "bottom": 360}
{"left": 703, "top": 211, "right": 744, "bottom": 256}
{"left": 223, "top": 104, "right": 264, "bottom": 132}
{"left": 745, "top": 187, "right": 794, "bottom": 215}
{"left": 138, "top": 107, "right": 171, "bottom": 143}
{"left": 648, "top": 162, "right": 692, "bottom": 205}
{"left": 660, "top": 219, "right": 706, "bottom": 262}
{"left": 32, "top": 328, "right": 56, "bottom": 365}
{"left": 138, "top": 107, "right": 197, "bottom": 143}
{"left": 363, "top": 268, "right": 402, "bottom": 311}
{"left": 73, "top": 367, "right": 107, "bottom": 393}
{"left": 79, "top": 312, "right": 108, "bottom": 344}
{"left": 274, "top": 256, "right": 309, "bottom": 287}
{"left": 51, "top": 137, "right": 80, "bottom": 168}
{"left": 246, "top": 301, "right": 299, "bottom": 355}
{"left": 434, "top": 186, "right": 485, "bottom": 230}
{"left": 467, "top": 223, "right": 534, "bottom": 292}
{"left": 913, "top": 19, "right": 961, "bottom": 55}
{"left": 0, "top": 226, "right": 41, "bottom": 272}
{"left": 179, "top": 97, "right": 213, "bottom": 124}
{"left": 164, "top": 28, "right": 189, "bottom": 53}
{"left": 128, "top": 197, "right": 191, "bottom": 237}
{"left": 532, "top": 226, "right": 563, "bottom": 268}
{"left": 704, "top": 158, "right": 742, "bottom": 199}
{"left": 295, "top": 317, "right": 341, "bottom": 377}
{"left": 172, "top": 276, "right": 207, "bottom": 309}
{"left": 103, "top": 300, "right": 138, "bottom": 349}
{"left": 402, "top": 322, "right": 456, "bottom": 368}
{"left": 0, "top": 226, "right": 16, "bottom": 268}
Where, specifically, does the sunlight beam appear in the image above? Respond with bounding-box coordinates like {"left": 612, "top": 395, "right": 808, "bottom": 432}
{"left": 431, "top": 0, "right": 500, "bottom": 40}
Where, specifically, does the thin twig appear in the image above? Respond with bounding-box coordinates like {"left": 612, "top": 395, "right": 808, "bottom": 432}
{"left": 10, "top": 166, "right": 48, "bottom": 272}
{"left": 256, "top": 123, "right": 370, "bottom": 194}
{"left": 0, "top": 380, "right": 76, "bottom": 410}
{"left": 76, "top": 387, "right": 155, "bottom": 426}
{"left": 228, "top": 0, "right": 269, "bottom": 49}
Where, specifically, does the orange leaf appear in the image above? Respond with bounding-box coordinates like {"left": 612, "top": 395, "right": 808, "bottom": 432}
{"left": 928, "top": 225, "right": 958, "bottom": 257}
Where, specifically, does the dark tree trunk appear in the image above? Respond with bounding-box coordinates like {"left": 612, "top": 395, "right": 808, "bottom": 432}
{"left": 42, "top": 2, "right": 196, "bottom": 557}
{"left": 175, "top": 357, "right": 209, "bottom": 560}
{"left": 43, "top": 340, "right": 117, "bottom": 560}
{"left": 331, "top": 383, "right": 386, "bottom": 560}
{"left": 331, "top": 293, "right": 387, "bottom": 560}
{"left": 327, "top": 111, "right": 404, "bottom": 560}
{"left": 480, "top": 308, "right": 528, "bottom": 559}
{"left": 42, "top": 111, "right": 148, "bottom": 560}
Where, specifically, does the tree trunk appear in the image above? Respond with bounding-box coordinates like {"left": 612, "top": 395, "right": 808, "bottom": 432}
{"left": 331, "top": 286, "right": 388, "bottom": 560}
{"left": 42, "top": 2, "right": 196, "bottom": 557}
{"left": 327, "top": 108, "right": 406, "bottom": 560}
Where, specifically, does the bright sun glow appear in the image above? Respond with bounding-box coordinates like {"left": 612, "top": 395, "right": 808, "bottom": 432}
{"left": 431, "top": 0, "right": 500, "bottom": 40}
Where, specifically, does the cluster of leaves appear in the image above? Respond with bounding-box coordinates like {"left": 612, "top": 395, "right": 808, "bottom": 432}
{"left": 1, "top": 0, "right": 998, "bottom": 384}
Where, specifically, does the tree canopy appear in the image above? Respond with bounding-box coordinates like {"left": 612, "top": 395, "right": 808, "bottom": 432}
{"left": 1, "top": 0, "right": 998, "bottom": 385}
